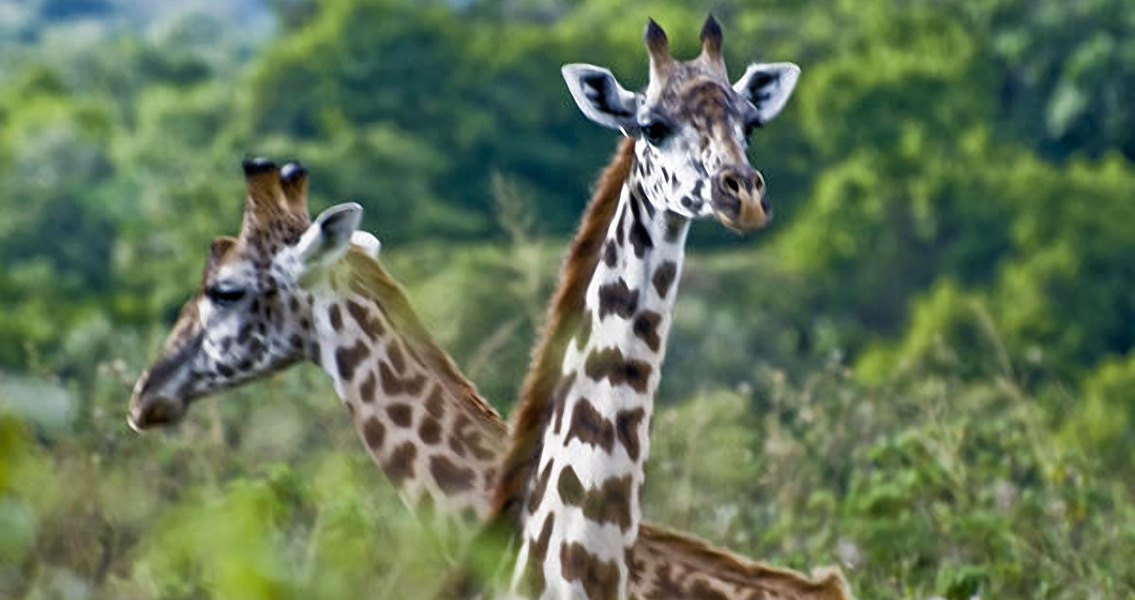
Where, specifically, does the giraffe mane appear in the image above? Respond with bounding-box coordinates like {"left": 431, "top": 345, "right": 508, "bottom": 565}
{"left": 341, "top": 249, "right": 504, "bottom": 430}
{"left": 636, "top": 526, "right": 854, "bottom": 599}
{"left": 488, "top": 137, "right": 636, "bottom": 522}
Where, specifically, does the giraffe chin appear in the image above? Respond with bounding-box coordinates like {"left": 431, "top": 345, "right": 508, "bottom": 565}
{"left": 714, "top": 206, "right": 771, "bottom": 233}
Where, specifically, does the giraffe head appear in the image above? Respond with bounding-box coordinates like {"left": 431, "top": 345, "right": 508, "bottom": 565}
{"left": 562, "top": 15, "right": 799, "bottom": 231}
{"left": 127, "top": 159, "right": 377, "bottom": 430}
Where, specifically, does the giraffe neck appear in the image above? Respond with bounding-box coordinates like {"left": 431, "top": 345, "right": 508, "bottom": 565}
{"left": 307, "top": 250, "right": 507, "bottom": 523}
{"left": 509, "top": 157, "right": 691, "bottom": 599}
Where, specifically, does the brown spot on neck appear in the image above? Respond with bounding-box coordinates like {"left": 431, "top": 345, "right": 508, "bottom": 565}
{"left": 362, "top": 417, "right": 385, "bottom": 450}
{"left": 335, "top": 339, "right": 369, "bottom": 381}
{"left": 557, "top": 470, "right": 635, "bottom": 532}
{"left": 429, "top": 456, "right": 476, "bottom": 495}
{"left": 383, "top": 441, "right": 417, "bottom": 486}
{"left": 652, "top": 261, "right": 678, "bottom": 298}
{"left": 452, "top": 413, "right": 495, "bottom": 461}
{"left": 527, "top": 461, "right": 555, "bottom": 514}
{"left": 583, "top": 475, "right": 635, "bottom": 531}
{"left": 561, "top": 542, "right": 621, "bottom": 600}
{"left": 603, "top": 240, "right": 618, "bottom": 267}
{"left": 524, "top": 514, "right": 556, "bottom": 597}
{"left": 358, "top": 370, "right": 377, "bottom": 402}
{"left": 386, "top": 403, "right": 413, "bottom": 427}
{"left": 564, "top": 398, "right": 615, "bottom": 453}
{"left": 584, "top": 346, "right": 652, "bottom": 393}
{"left": 418, "top": 416, "right": 442, "bottom": 445}
{"left": 632, "top": 311, "right": 663, "bottom": 352}
{"left": 615, "top": 408, "right": 646, "bottom": 462}
{"left": 551, "top": 372, "right": 577, "bottom": 435}
{"left": 425, "top": 384, "right": 445, "bottom": 418}
{"left": 557, "top": 465, "right": 585, "bottom": 506}
{"left": 597, "top": 278, "right": 639, "bottom": 320}
{"left": 387, "top": 339, "right": 407, "bottom": 372}
{"left": 626, "top": 186, "right": 655, "bottom": 258}
{"left": 345, "top": 298, "right": 386, "bottom": 339}
{"left": 379, "top": 362, "right": 426, "bottom": 396}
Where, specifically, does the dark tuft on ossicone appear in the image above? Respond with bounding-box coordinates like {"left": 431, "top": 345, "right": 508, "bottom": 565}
{"left": 242, "top": 156, "right": 277, "bottom": 176}
{"left": 700, "top": 14, "right": 723, "bottom": 53}
{"left": 644, "top": 18, "right": 668, "bottom": 53}
{"left": 280, "top": 161, "right": 308, "bottom": 183}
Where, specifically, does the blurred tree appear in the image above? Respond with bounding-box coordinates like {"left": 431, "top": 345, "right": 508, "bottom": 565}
{"left": 38, "top": 0, "right": 113, "bottom": 21}
{"left": 979, "top": 0, "right": 1135, "bottom": 160}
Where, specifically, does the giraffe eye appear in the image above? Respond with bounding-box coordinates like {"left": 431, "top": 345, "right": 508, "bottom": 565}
{"left": 641, "top": 120, "right": 672, "bottom": 145}
{"left": 206, "top": 285, "right": 247, "bottom": 307}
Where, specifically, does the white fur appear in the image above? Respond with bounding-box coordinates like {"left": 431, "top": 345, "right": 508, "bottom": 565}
{"left": 350, "top": 230, "right": 382, "bottom": 258}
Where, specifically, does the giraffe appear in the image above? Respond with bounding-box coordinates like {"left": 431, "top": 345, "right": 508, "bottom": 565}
{"left": 488, "top": 16, "right": 803, "bottom": 599}
{"left": 129, "top": 160, "right": 851, "bottom": 599}
{"left": 128, "top": 157, "right": 503, "bottom": 525}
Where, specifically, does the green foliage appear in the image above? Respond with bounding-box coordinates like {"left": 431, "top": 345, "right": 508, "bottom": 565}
{"left": 3, "top": 0, "right": 1135, "bottom": 597}
{"left": 1064, "top": 353, "right": 1135, "bottom": 472}
{"left": 645, "top": 368, "right": 1135, "bottom": 599}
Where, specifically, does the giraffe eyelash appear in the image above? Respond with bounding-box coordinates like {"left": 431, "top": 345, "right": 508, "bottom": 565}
{"left": 206, "top": 285, "right": 247, "bottom": 307}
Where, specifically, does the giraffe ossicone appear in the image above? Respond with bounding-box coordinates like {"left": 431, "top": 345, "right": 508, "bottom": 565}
{"left": 129, "top": 158, "right": 851, "bottom": 598}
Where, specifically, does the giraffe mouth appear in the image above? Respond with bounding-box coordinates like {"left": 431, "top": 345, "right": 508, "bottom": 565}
{"left": 713, "top": 201, "right": 772, "bottom": 232}
{"left": 127, "top": 393, "right": 188, "bottom": 431}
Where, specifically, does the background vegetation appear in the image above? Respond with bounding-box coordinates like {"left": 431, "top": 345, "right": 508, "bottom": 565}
{"left": 2, "top": 0, "right": 1133, "bottom": 597}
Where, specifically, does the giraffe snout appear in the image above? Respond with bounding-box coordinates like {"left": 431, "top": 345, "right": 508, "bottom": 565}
{"left": 127, "top": 370, "right": 188, "bottom": 431}
{"left": 711, "top": 165, "right": 770, "bottom": 231}
{"left": 128, "top": 394, "right": 187, "bottom": 431}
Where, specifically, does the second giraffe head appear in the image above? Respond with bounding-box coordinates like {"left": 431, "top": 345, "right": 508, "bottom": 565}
{"left": 562, "top": 15, "right": 799, "bottom": 231}
{"left": 126, "top": 159, "right": 378, "bottom": 430}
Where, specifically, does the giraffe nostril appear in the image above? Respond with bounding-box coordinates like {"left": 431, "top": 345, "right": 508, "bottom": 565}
{"left": 723, "top": 174, "right": 741, "bottom": 195}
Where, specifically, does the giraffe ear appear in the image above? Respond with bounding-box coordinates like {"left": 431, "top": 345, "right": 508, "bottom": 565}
{"left": 296, "top": 203, "right": 363, "bottom": 272}
{"left": 733, "top": 62, "right": 800, "bottom": 126}
{"left": 562, "top": 63, "right": 639, "bottom": 131}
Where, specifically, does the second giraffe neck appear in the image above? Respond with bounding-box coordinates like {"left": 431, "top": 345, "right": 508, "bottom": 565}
{"left": 511, "top": 175, "right": 692, "bottom": 599}
{"left": 309, "top": 251, "right": 507, "bottom": 523}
